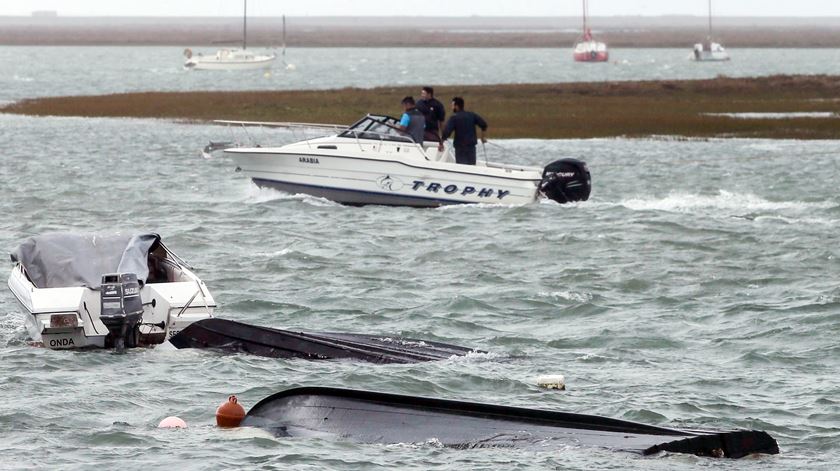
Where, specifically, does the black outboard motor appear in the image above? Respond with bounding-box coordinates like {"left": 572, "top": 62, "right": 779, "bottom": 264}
{"left": 540, "top": 158, "right": 592, "bottom": 204}
{"left": 100, "top": 273, "right": 143, "bottom": 353}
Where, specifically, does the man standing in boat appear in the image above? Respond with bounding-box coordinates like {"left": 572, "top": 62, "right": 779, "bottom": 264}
{"left": 416, "top": 86, "right": 445, "bottom": 143}
{"left": 441, "top": 96, "right": 488, "bottom": 165}
{"left": 397, "top": 96, "right": 426, "bottom": 144}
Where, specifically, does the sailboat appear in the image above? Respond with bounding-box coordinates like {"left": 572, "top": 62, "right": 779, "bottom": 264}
{"left": 184, "top": 0, "right": 276, "bottom": 71}
{"left": 573, "top": 0, "right": 608, "bottom": 62}
{"left": 692, "top": 0, "right": 730, "bottom": 61}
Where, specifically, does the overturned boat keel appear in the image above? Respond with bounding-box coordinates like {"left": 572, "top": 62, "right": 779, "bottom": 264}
{"left": 242, "top": 387, "right": 780, "bottom": 459}
{"left": 168, "top": 318, "right": 479, "bottom": 363}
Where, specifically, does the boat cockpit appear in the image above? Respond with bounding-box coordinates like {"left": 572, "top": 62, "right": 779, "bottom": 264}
{"left": 338, "top": 114, "right": 456, "bottom": 163}
{"left": 338, "top": 115, "right": 415, "bottom": 143}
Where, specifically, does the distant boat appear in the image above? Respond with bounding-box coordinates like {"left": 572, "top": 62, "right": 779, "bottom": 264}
{"left": 573, "top": 0, "right": 608, "bottom": 62}
{"left": 692, "top": 0, "right": 730, "bottom": 61}
{"left": 184, "top": 0, "right": 276, "bottom": 71}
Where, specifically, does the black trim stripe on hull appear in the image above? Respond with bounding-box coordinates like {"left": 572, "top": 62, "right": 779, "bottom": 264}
{"left": 252, "top": 178, "right": 480, "bottom": 207}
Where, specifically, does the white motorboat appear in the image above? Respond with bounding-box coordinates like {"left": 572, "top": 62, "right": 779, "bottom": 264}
{"left": 8, "top": 233, "right": 216, "bottom": 351}
{"left": 183, "top": 0, "right": 276, "bottom": 71}
{"left": 220, "top": 115, "right": 591, "bottom": 207}
{"left": 692, "top": 0, "right": 730, "bottom": 62}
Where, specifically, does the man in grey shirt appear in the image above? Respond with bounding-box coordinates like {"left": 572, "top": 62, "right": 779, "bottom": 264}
{"left": 441, "top": 96, "right": 488, "bottom": 165}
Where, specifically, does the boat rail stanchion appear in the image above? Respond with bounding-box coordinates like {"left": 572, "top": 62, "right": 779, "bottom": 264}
{"left": 194, "top": 279, "right": 211, "bottom": 314}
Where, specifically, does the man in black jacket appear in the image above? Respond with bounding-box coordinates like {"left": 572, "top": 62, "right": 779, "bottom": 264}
{"left": 441, "top": 96, "right": 488, "bottom": 165}
{"left": 416, "top": 86, "right": 446, "bottom": 143}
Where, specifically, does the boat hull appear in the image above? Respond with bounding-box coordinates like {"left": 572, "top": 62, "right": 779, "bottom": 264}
{"left": 228, "top": 148, "right": 543, "bottom": 207}
{"left": 573, "top": 40, "right": 609, "bottom": 62}
{"left": 574, "top": 50, "right": 609, "bottom": 62}
{"left": 242, "top": 387, "right": 780, "bottom": 458}
{"left": 692, "top": 52, "right": 730, "bottom": 62}
{"left": 169, "top": 318, "right": 479, "bottom": 363}
{"left": 185, "top": 55, "right": 276, "bottom": 71}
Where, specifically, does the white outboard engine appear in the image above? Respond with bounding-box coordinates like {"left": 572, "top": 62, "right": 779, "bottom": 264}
{"left": 540, "top": 158, "right": 591, "bottom": 204}
{"left": 100, "top": 273, "right": 143, "bottom": 353}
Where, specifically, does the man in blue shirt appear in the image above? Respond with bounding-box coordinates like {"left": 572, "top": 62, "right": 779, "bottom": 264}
{"left": 397, "top": 96, "right": 426, "bottom": 144}
{"left": 441, "top": 96, "right": 488, "bottom": 165}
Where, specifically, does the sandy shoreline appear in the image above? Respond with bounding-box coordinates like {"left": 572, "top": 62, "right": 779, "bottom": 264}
{"left": 3, "top": 75, "right": 840, "bottom": 140}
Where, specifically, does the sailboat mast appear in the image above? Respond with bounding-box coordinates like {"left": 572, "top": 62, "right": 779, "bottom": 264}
{"left": 243, "top": 0, "right": 247, "bottom": 50}
{"left": 582, "top": 0, "right": 588, "bottom": 32}
{"left": 282, "top": 14, "right": 287, "bottom": 59}
{"left": 708, "top": 0, "right": 712, "bottom": 37}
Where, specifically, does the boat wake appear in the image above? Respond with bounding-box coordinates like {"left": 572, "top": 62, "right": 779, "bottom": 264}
{"left": 619, "top": 190, "right": 834, "bottom": 214}
{"left": 244, "top": 185, "right": 338, "bottom": 207}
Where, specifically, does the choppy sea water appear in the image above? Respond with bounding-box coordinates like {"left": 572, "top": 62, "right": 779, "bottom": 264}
{"left": 0, "top": 113, "right": 838, "bottom": 469}
{"left": 3, "top": 46, "right": 840, "bottom": 102}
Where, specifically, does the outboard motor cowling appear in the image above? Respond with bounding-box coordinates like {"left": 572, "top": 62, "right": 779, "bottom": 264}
{"left": 540, "top": 158, "right": 591, "bottom": 204}
{"left": 100, "top": 273, "right": 143, "bottom": 353}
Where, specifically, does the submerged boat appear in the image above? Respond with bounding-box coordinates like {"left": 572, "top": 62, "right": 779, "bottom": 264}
{"left": 222, "top": 115, "right": 591, "bottom": 207}
{"left": 692, "top": 0, "right": 730, "bottom": 61}
{"left": 170, "top": 318, "right": 479, "bottom": 363}
{"left": 183, "top": 0, "right": 276, "bottom": 71}
{"left": 573, "top": 0, "right": 608, "bottom": 62}
{"left": 7, "top": 233, "right": 216, "bottom": 351}
{"left": 242, "top": 387, "right": 780, "bottom": 458}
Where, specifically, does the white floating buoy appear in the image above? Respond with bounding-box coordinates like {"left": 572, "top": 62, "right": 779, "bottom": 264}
{"left": 536, "top": 374, "right": 566, "bottom": 390}
{"left": 285, "top": 63, "right": 297, "bottom": 71}
{"left": 158, "top": 416, "right": 187, "bottom": 428}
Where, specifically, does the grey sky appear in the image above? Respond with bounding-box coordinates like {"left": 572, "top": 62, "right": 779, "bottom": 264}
{"left": 6, "top": 0, "right": 840, "bottom": 17}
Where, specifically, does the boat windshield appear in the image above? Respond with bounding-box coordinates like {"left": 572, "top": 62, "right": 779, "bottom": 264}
{"left": 338, "top": 115, "right": 414, "bottom": 143}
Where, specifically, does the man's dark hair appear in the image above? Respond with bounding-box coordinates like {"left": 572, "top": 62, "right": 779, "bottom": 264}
{"left": 401, "top": 96, "right": 415, "bottom": 106}
{"left": 452, "top": 96, "right": 465, "bottom": 109}
{"left": 422, "top": 86, "right": 434, "bottom": 96}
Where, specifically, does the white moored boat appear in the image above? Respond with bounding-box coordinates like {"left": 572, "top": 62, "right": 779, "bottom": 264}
{"left": 692, "top": 0, "right": 730, "bottom": 62}
{"left": 692, "top": 41, "right": 730, "bottom": 62}
{"left": 220, "top": 115, "right": 591, "bottom": 207}
{"left": 8, "top": 233, "right": 216, "bottom": 351}
{"left": 184, "top": 48, "right": 276, "bottom": 71}
{"left": 183, "top": 0, "right": 276, "bottom": 71}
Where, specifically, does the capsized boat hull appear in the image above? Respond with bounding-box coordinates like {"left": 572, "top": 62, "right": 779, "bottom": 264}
{"left": 242, "top": 387, "right": 780, "bottom": 458}
{"left": 168, "top": 318, "right": 479, "bottom": 363}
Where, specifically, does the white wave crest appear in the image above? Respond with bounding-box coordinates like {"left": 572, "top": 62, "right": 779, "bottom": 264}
{"left": 244, "top": 185, "right": 338, "bottom": 207}
{"left": 538, "top": 291, "right": 593, "bottom": 303}
{"left": 446, "top": 350, "right": 503, "bottom": 362}
{"left": 255, "top": 248, "right": 293, "bottom": 258}
{"left": 620, "top": 190, "right": 834, "bottom": 213}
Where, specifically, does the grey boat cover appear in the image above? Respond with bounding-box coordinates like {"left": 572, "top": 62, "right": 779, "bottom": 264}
{"left": 10, "top": 232, "right": 160, "bottom": 289}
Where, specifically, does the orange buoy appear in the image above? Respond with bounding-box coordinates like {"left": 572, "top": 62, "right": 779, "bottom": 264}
{"left": 216, "top": 395, "right": 246, "bottom": 428}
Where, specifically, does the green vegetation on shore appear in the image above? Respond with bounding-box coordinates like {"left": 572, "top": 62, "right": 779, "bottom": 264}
{"left": 4, "top": 75, "right": 840, "bottom": 139}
